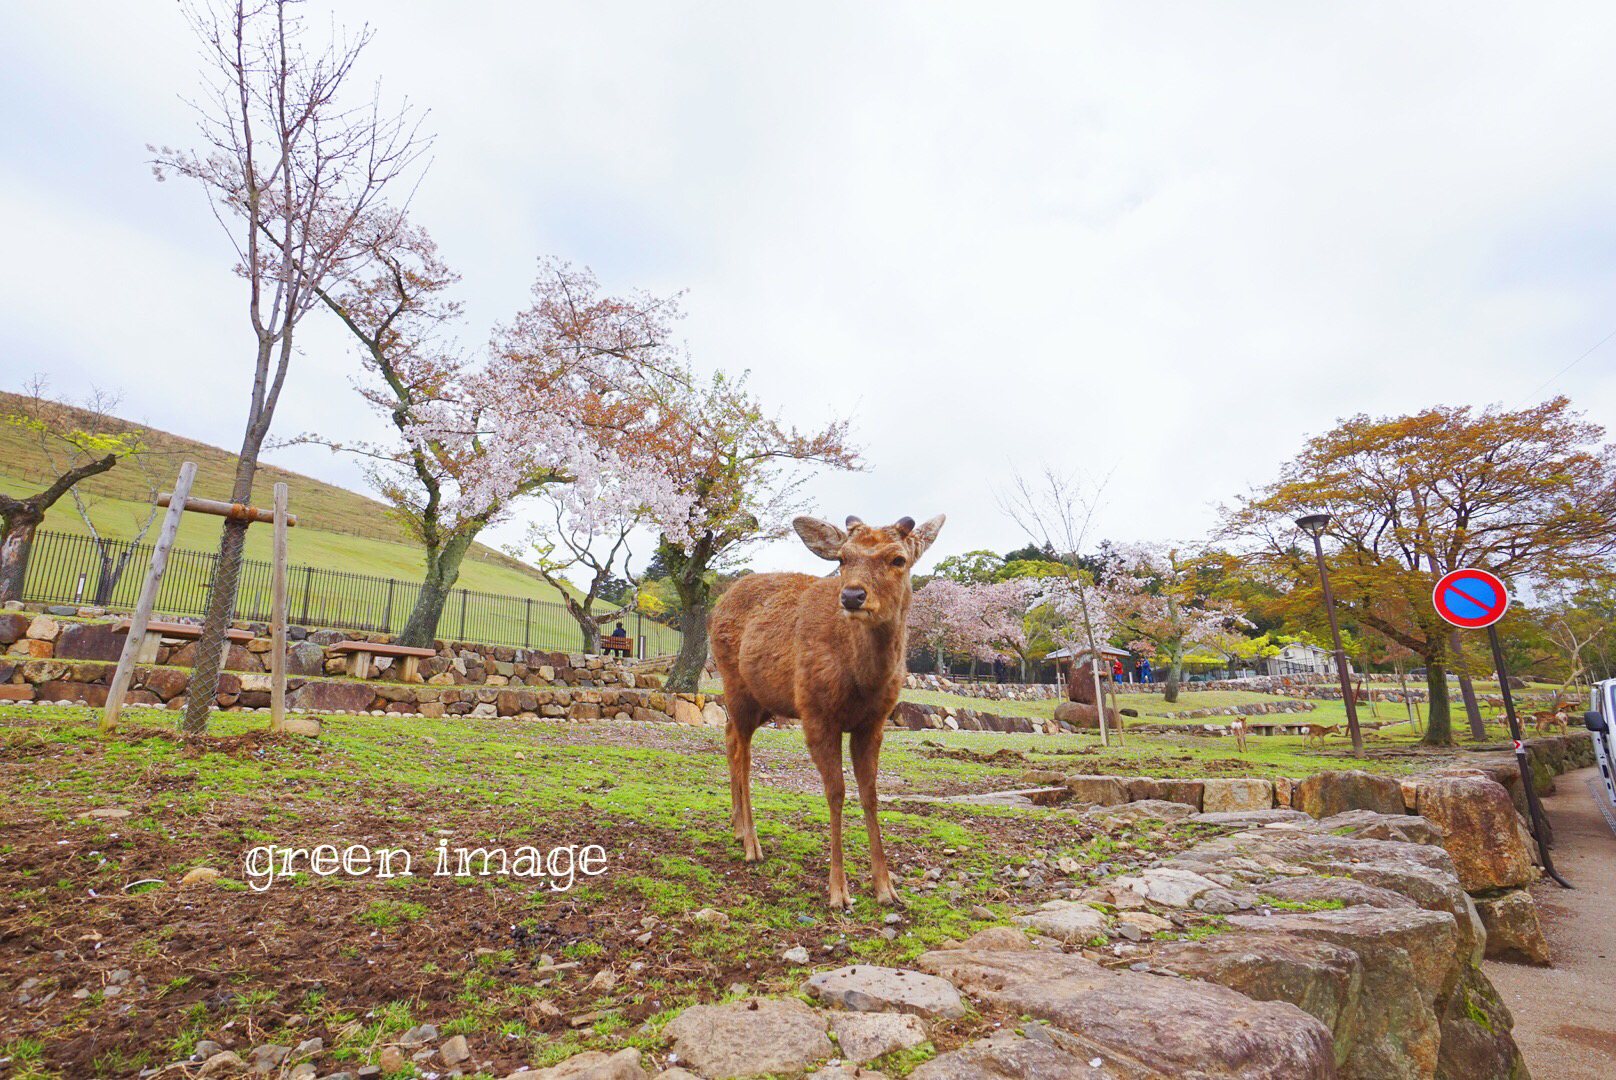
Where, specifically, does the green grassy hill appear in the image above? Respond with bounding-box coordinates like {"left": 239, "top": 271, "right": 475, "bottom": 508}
{"left": 0, "top": 389, "right": 543, "bottom": 589}
{"left": 0, "top": 390, "right": 684, "bottom": 654}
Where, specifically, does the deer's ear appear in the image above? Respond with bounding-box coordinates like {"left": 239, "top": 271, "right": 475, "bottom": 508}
{"left": 907, "top": 514, "right": 946, "bottom": 559}
{"left": 793, "top": 516, "right": 847, "bottom": 561}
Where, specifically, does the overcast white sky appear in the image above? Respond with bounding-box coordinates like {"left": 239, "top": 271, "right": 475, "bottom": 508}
{"left": 3, "top": 2, "right": 1614, "bottom": 585}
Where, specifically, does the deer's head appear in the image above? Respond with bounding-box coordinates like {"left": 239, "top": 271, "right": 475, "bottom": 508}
{"left": 793, "top": 513, "right": 946, "bottom": 622}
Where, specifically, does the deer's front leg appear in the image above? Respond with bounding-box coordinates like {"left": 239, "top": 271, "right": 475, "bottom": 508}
{"left": 851, "top": 724, "right": 901, "bottom": 906}
{"left": 806, "top": 724, "right": 850, "bottom": 910}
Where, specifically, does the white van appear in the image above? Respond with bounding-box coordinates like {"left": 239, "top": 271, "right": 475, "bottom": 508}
{"left": 1587, "top": 680, "right": 1616, "bottom": 813}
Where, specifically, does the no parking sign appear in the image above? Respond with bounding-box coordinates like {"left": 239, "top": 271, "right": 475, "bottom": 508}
{"left": 1431, "top": 566, "right": 1571, "bottom": 886}
{"left": 1432, "top": 568, "right": 1509, "bottom": 629}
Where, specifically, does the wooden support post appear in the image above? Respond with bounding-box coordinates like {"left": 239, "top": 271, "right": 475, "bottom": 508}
{"left": 1091, "top": 656, "right": 1109, "bottom": 748}
{"left": 270, "top": 483, "right": 289, "bottom": 732}
{"left": 102, "top": 462, "right": 197, "bottom": 733}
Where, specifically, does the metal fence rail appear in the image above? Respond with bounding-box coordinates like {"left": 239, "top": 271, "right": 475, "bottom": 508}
{"left": 20, "top": 529, "right": 680, "bottom": 655}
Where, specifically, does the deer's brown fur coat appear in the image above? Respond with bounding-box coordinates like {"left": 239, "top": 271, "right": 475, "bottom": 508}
{"left": 710, "top": 513, "right": 944, "bottom": 909}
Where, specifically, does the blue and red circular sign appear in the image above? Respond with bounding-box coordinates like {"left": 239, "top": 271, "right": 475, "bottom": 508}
{"left": 1432, "top": 568, "right": 1510, "bottom": 629}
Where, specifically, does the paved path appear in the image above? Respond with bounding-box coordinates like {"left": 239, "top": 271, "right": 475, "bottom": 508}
{"left": 1485, "top": 766, "right": 1616, "bottom": 1078}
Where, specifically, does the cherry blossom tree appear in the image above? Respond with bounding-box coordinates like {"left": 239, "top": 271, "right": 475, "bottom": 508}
{"left": 516, "top": 490, "right": 652, "bottom": 655}
{"left": 308, "top": 228, "right": 692, "bottom": 646}
{"left": 1100, "top": 544, "right": 1248, "bottom": 702}
{"left": 647, "top": 371, "right": 860, "bottom": 692}
{"left": 151, "top": 0, "right": 429, "bottom": 732}
{"left": 908, "top": 578, "right": 976, "bottom": 674}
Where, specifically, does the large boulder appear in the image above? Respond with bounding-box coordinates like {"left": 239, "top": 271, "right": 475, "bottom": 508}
{"left": 1201, "top": 777, "right": 1274, "bottom": 813}
{"left": 1409, "top": 776, "right": 1537, "bottom": 892}
{"left": 286, "top": 680, "right": 375, "bottom": 713}
{"left": 914, "top": 949, "right": 1336, "bottom": 1080}
{"left": 801, "top": 965, "right": 966, "bottom": 1019}
{"left": 0, "top": 612, "right": 30, "bottom": 645}
{"left": 1009, "top": 900, "right": 1111, "bottom": 943}
{"left": 35, "top": 681, "right": 109, "bottom": 707}
{"left": 1063, "top": 774, "right": 1130, "bottom": 805}
{"left": 1293, "top": 770, "right": 1406, "bottom": 819}
{"left": 660, "top": 997, "right": 832, "bottom": 1079}
{"left": 1149, "top": 932, "right": 1364, "bottom": 1068}
{"left": 1318, "top": 810, "right": 1446, "bottom": 847}
{"left": 1126, "top": 776, "right": 1205, "bottom": 809}
{"left": 910, "top": 1031, "right": 1123, "bottom": 1080}
{"left": 1434, "top": 966, "right": 1531, "bottom": 1080}
{"left": 1257, "top": 876, "right": 1418, "bottom": 913}
{"left": 138, "top": 667, "right": 190, "bottom": 701}
{"left": 285, "top": 641, "right": 327, "bottom": 677}
{"left": 53, "top": 621, "right": 125, "bottom": 662}
{"left": 1472, "top": 888, "right": 1550, "bottom": 966}
{"left": 1227, "top": 906, "right": 1459, "bottom": 1079}
{"left": 1054, "top": 702, "right": 1124, "bottom": 731}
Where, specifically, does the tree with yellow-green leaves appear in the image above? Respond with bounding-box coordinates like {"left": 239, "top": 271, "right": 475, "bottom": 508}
{"left": 1224, "top": 396, "right": 1616, "bottom": 746}
{"left": 1, "top": 381, "right": 146, "bottom": 602}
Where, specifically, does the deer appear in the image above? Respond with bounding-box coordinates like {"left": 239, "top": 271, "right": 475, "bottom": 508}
{"left": 1301, "top": 723, "right": 1341, "bottom": 746}
{"left": 709, "top": 513, "right": 945, "bottom": 910}
{"left": 1531, "top": 700, "right": 1572, "bottom": 736}
{"left": 1229, "top": 716, "right": 1249, "bottom": 753}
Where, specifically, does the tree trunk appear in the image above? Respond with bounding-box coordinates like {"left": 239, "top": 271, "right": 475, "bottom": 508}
{"left": 1165, "top": 642, "right": 1184, "bottom": 703}
{"left": 398, "top": 532, "right": 476, "bottom": 648}
{"left": 184, "top": 393, "right": 273, "bottom": 734}
{"left": 668, "top": 603, "right": 709, "bottom": 692}
{"left": 1421, "top": 661, "right": 1454, "bottom": 746}
{"left": 92, "top": 540, "right": 136, "bottom": 606}
{"left": 1448, "top": 629, "right": 1486, "bottom": 740}
{"left": 0, "top": 512, "right": 41, "bottom": 603}
{"left": 182, "top": 513, "right": 250, "bottom": 734}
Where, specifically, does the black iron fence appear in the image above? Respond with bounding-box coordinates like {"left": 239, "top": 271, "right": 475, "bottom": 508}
{"left": 20, "top": 529, "right": 682, "bottom": 656}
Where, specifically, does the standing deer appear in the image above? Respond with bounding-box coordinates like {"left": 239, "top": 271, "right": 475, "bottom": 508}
{"left": 710, "top": 513, "right": 945, "bottom": 909}
{"left": 1229, "top": 716, "right": 1249, "bottom": 753}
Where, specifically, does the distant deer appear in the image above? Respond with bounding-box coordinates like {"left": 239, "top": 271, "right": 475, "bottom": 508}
{"left": 1301, "top": 723, "right": 1341, "bottom": 746}
{"left": 710, "top": 513, "right": 945, "bottom": 909}
{"left": 1229, "top": 716, "right": 1249, "bottom": 753}
{"left": 1531, "top": 700, "right": 1572, "bottom": 736}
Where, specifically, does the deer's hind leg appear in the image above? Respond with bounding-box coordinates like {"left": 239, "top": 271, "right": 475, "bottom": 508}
{"left": 725, "top": 689, "right": 766, "bottom": 862}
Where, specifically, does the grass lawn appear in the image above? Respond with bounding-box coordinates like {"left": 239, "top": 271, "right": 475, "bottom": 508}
{"left": 1, "top": 698, "right": 1494, "bottom": 1078}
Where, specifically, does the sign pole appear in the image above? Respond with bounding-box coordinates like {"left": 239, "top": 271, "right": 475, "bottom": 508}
{"left": 1485, "top": 623, "right": 1571, "bottom": 888}
{"left": 1432, "top": 566, "right": 1570, "bottom": 888}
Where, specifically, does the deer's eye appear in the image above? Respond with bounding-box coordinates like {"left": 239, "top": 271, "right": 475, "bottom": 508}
{"left": 892, "top": 556, "right": 907, "bottom": 568}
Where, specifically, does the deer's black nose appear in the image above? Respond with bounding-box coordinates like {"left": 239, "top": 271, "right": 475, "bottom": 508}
{"left": 840, "top": 587, "right": 867, "bottom": 611}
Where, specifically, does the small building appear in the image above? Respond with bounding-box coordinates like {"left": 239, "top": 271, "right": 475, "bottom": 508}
{"left": 1265, "top": 642, "right": 1344, "bottom": 677}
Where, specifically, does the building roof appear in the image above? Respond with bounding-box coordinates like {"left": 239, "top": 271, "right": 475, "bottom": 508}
{"left": 1044, "top": 644, "right": 1130, "bottom": 660}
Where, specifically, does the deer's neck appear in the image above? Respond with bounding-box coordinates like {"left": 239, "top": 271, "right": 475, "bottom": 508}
{"left": 842, "top": 598, "right": 908, "bottom": 692}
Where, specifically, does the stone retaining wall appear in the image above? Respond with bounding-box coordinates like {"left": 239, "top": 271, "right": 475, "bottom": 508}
{"left": 902, "top": 674, "right": 1061, "bottom": 701}
{"left": 1044, "top": 733, "right": 1595, "bottom": 971}
{"left": 0, "top": 611, "right": 654, "bottom": 691}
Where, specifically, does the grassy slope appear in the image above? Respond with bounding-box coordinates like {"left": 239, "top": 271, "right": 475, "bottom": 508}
{"left": 0, "top": 389, "right": 556, "bottom": 597}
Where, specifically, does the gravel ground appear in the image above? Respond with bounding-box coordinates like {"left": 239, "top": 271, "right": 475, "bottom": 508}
{"left": 1484, "top": 766, "right": 1616, "bottom": 1079}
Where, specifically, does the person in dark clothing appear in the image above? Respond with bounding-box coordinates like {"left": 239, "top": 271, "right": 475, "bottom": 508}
{"left": 612, "top": 622, "right": 626, "bottom": 639}
{"left": 1138, "top": 658, "right": 1153, "bottom": 683}
{"left": 993, "top": 656, "right": 1007, "bottom": 683}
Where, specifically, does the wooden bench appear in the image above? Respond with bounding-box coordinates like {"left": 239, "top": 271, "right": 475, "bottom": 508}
{"left": 329, "top": 640, "right": 439, "bottom": 681}
{"left": 113, "top": 620, "right": 255, "bottom": 665}
{"left": 600, "top": 635, "right": 633, "bottom": 658}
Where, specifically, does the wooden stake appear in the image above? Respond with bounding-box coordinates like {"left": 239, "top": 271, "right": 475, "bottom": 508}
{"left": 1091, "top": 656, "right": 1109, "bottom": 748}
{"left": 270, "top": 483, "right": 289, "bottom": 732}
{"left": 102, "top": 462, "right": 197, "bottom": 732}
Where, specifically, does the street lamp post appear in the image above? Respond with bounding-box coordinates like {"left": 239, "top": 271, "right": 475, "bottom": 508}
{"left": 1296, "top": 513, "right": 1364, "bottom": 756}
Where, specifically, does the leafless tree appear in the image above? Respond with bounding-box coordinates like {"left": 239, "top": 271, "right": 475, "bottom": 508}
{"left": 150, "top": 0, "right": 430, "bottom": 733}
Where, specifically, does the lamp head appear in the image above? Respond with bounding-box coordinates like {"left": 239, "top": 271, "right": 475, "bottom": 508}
{"left": 1295, "top": 513, "right": 1332, "bottom": 538}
